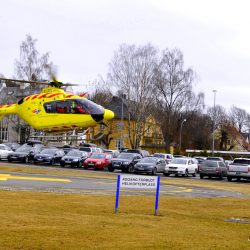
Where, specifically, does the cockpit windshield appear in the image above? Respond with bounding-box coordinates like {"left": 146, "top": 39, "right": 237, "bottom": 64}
{"left": 44, "top": 98, "right": 104, "bottom": 115}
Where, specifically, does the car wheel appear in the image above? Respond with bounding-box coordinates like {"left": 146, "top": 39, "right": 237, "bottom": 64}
{"left": 50, "top": 159, "right": 55, "bottom": 165}
{"left": 184, "top": 169, "right": 189, "bottom": 177}
{"left": 192, "top": 169, "right": 197, "bottom": 177}
{"left": 78, "top": 162, "right": 83, "bottom": 168}
{"left": 237, "top": 177, "right": 241, "bottom": 182}
{"left": 163, "top": 173, "right": 170, "bottom": 176}
{"left": 8, "top": 158, "right": 12, "bottom": 162}
{"left": 219, "top": 172, "right": 223, "bottom": 179}
{"left": 200, "top": 174, "right": 204, "bottom": 179}
{"left": 108, "top": 166, "right": 114, "bottom": 172}
{"left": 128, "top": 165, "right": 134, "bottom": 173}
{"left": 60, "top": 163, "right": 65, "bottom": 167}
{"left": 23, "top": 156, "right": 28, "bottom": 163}
{"left": 151, "top": 167, "right": 157, "bottom": 175}
{"left": 227, "top": 176, "right": 232, "bottom": 182}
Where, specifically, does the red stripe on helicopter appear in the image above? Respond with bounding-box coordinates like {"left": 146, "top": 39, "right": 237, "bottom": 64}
{"left": 65, "top": 94, "right": 74, "bottom": 98}
{"left": 45, "top": 93, "right": 62, "bottom": 98}
{"left": 71, "top": 125, "right": 78, "bottom": 128}
{"left": 25, "top": 96, "right": 31, "bottom": 101}
{"left": 38, "top": 93, "right": 48, "bottom": 99}
{"left": 0, "top": 104, "right": 14, "bottom": 108}
{"left": 31, "top": 94, "right": 40, "bottom": 100}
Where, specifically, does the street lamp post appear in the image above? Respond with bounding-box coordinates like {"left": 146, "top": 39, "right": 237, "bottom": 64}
{"left": 120, "top": 95, "right": 124, "bottom": 150}
{"left": 179, "top": 119, "right": 187, "bottom": 151}
{"left": 212, "top": 90, "right": 217, "bottom": 156}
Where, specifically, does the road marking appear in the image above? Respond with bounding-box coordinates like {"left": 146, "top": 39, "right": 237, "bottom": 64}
{"left": 0, "top": 174, "right": 71, "bottom": 183}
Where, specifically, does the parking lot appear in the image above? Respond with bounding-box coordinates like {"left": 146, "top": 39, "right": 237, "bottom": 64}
{"left": 0, "top": 161, "right": 249, "bottom": 198}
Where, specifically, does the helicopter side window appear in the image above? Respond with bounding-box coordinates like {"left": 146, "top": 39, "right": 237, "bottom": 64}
{"left": 44, "top": 101, "right": 70, "bottom": 114}
{"left": 69, "top": 100, "right": 87, "bottom": 114}
{"left": 44, "top": 103, "right": 52, "bottom": 113}
{"left": 55, "top": 101, "right": 69, "bottom": 114}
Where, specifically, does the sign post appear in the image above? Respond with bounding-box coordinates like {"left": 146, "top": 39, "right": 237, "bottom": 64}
{"left": 115, "top": 175, "right": 160, "bottom": 215}
{"left": 154, "top": 175, "right": 160, "bottom": 216}
{"left": 115, "top": 175, "right": 121, "bottom": 214}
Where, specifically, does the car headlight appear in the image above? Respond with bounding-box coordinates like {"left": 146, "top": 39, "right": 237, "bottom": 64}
{"left": 123, "top": 161, "right": 129, "bottom": 165}
{"left": 96, "top": 161, "right": 102, "bottom": 164}
{"left": 48, "top": 157, "right": 52, "bottom": 159}
{"left": 73, "top": 159, "right": 78, "bottom": 162}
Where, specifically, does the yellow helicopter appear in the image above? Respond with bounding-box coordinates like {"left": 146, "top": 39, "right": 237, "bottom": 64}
{"left": 0, "top": 78, "right": 114, "bottom": 132}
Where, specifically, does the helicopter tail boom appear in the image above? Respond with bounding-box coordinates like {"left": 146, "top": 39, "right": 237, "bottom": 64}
{"left": 0, "top": 104, "right": 18, "bottom": 117}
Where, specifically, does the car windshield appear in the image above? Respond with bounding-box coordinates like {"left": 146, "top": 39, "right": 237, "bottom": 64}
{"left": 202, "top": 161, "right": 218, "bottom": 167}
{"left": 66, "top": 150, "right": 83, "bottom": 157}
{"left": 117, "top": 153, "right": 134, "bottom": 160}
{"left": 171, "top": 158, "right": 188, "bottom": 164}
{"left": 233, "top": 159, "right": 250, "bottom": 165}
{"left": 153, "top": 154, "right": 164, "bottom": 158}
{"left": 206, "top": 157, "right": 223, "bottom": 161}
{"left": 16, "top": 144, "right": 32, "bottom": 152}
{"left": 40, "top": 149, "right": 57, "bottom": 154}
{"left": 140, "top": 157, "right": 157, "bottom": 163}
{"left": 80, "top": 147, "right": 91, "bottom": 152}
{"left": 90, "top": 153, "right": 105, "bottom": 159}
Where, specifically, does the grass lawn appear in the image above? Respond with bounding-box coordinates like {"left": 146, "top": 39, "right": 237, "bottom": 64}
{"left": 0, "top": 164, "right": 249, "bottom": 249}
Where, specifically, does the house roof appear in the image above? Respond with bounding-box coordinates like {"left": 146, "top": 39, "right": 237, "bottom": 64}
{"left": 107, "top": 96, "right": 130, "bottom": 120}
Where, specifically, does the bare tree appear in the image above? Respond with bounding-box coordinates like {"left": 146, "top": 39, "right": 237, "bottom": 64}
{"left": 14, "top": 34, "right": 54, "bottom": 141}
{"left": 108, "top": 44, "right": 157, "bottom": 148}
{"left": 153, "top": 48, "right": 200, "bottom": 147}
{"left": 15, "top": 34, "right": 53, "bottom": 82}
{"left": 228, "top": 105, "right": 249, "bottom": 133}
{"left": 207, "top": 105, "right": 228, "bottom": 130}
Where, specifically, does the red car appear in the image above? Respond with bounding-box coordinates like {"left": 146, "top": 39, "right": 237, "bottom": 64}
{"left": 83, "top": 153, "right": 112, "bottom": 170}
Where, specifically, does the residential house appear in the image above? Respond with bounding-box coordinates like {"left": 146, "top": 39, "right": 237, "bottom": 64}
{"left": 85, "top": 96, "right": 166, "bottom": 154}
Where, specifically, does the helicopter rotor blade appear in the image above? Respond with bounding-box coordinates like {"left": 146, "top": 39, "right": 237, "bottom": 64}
{"left": 0, "top": 78, "right": 78, "bottom": 87}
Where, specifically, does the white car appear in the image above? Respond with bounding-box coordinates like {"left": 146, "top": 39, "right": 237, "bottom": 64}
{"left": 153, "top": 153, "right": 173, "bottom": 164}
{"left": 163, "top": 157, "right": 198, "bottom": 177}
{"left": 0, "top": 144, "right": 13, "bottom": 160}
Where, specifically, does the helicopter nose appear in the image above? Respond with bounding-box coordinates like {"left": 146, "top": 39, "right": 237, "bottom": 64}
{"left": 104, "top": 109, "right": 115, "bottom": 120}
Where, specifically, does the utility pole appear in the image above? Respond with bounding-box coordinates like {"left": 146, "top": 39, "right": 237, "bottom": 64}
{"left": 179, "top": 119, "right": 187, "bottom": 151}
{"left": 212, "top": 90, "right": 217, "bottom": 156}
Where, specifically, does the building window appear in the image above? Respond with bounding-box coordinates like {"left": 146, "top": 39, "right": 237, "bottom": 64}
{"left": 0, "top": 121, "right": 8, "bottom": 142}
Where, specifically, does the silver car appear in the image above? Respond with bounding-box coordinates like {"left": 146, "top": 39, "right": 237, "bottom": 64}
{"left": 134, "top": 157, "right": 166, "bottom": 175}
{"left": 199, "top": 160, "right": 227, "bottom": 179}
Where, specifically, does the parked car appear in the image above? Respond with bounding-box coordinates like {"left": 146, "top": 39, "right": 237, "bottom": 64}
{"left": 0, "top": 144, "right": 13, "bottom": 160}
{"left": 60, "top": 150, "right": 88, "bottom": 167}
{"left": 7, "top": 143, "right": 44, "bottom": 163}
{"left": 126, "top": 149, "right": 150, "bottom": 158}
{"left": 206, "top": 156, "right": 224, "bottom": 162}
{"left": 173, "top": 155, "right": 187, "bottom": 158}
{"left": 109, "top": 153, "right": 142, "bottom": 172}
{"left": 61, "top": 145, "right": 79, "bottom": 154}
{"left": 33, "top": 148, "right": 65, "bottom": 165}
{"left": 227, "top": 158, "right": 250, "bottom": 181}
{"left": 193, "top": 156, "right": 206, "bottom": 173}
{"left": 163, "top": 157, "right": 198, "bottom": 177}
{"left": 153, "top": 153, "right": 173, "bottom": 164}
{"left": 79, "top": 146, "right": 100, "bottom": 156}
{"left": 134, "top": 157, "right": 166, "bottom": 175}
{"left": 83, "top": 153, "right": 112, "bottom": 170}
{"left": 199, "top": 160, "right": 227, "bottom": 179}
{"left": 3, "top": 142, "right": 21, "bottom": 151}
{"left": 103, "top": 149, "right": 120, "bottom": 158}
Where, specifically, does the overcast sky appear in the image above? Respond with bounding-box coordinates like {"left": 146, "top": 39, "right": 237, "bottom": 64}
{"left": 1, "top": 0, "right": 250, "bottom": 112}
